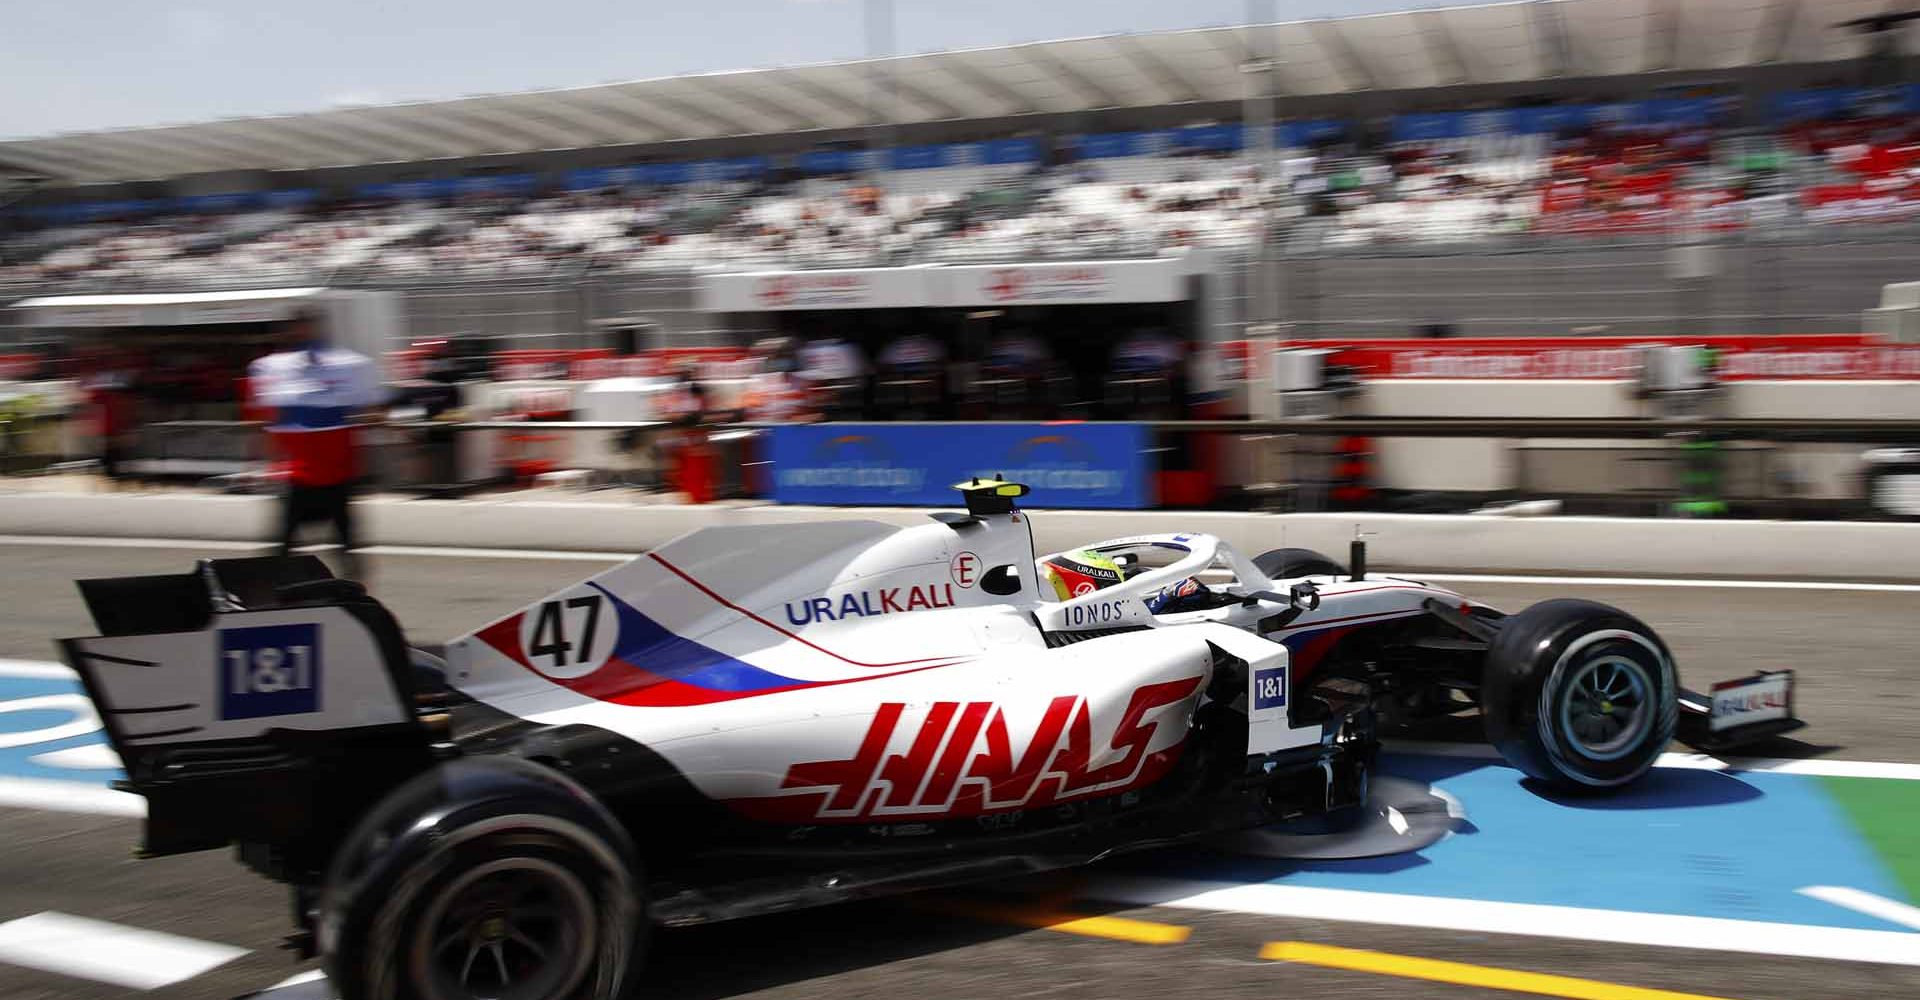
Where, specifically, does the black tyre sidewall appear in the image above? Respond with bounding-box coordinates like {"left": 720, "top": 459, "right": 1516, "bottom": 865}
{"left": 1482, "top": 598, "right": 1678, "bottom": 790}
{"left": 325, "top": 826, "right": 643, "bottom": 1000}
{"left": 1253, "top": 547, "right": 1347, "bottom": 580}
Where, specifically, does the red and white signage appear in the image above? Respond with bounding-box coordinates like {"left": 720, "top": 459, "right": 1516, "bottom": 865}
{"left": 1218, "top": 335, "right": 1920, "bottom": 382}
{"left": 699, "top": 268, "right": 925, "bottom": 312}
{"left": 948, "top": 259, "right": 1185, "bottom": 307}
{"left": 573, "top": 347, "right": 759, "bottom": 381}
{"left": 1710, "top": 671, "right": 1793, "bottom": 733}
{"left": 700, "top": 259, "right": 1193, "bottom": 312}
{"left": 494, "top": 349, "right": 613, "bottom": 382}
{"left": 482, "top": 348, "right": 763, "bottom": 383}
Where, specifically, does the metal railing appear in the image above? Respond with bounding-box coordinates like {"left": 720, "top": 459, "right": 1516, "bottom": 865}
{"left": 12, "top": 414, "right": 1918, "bottom": 519}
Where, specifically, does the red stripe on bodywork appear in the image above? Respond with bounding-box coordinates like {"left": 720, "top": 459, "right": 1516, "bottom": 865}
{"left": 650, "top": 552, "right": 970, "bottom": 669}
{"left": 474, "top": 613, "right": 531, "bottom": 668}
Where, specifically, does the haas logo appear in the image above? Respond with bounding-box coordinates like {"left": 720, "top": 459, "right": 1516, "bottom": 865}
{"left": 739, "top": 677, "right": 1201, "bottom": 822}
{"left": 985, "top": 269, "right": 1026, "bottom": 301}
{"left": 756, "top": 275, "right": 795, "bottom": 306}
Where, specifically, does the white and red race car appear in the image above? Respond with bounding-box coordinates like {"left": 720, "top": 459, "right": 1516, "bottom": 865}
{"left": 59, "top": 479, "right": 1798, "bottom": 1000}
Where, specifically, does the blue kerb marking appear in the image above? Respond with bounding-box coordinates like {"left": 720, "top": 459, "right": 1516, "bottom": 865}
{"left": 0, "top": 674, "right": 121, "bottom": 787}
{"left": 3, "top": 667, "right": 1914, "bottom": 937}
{"left": 1151, "top": 752, "right": 1914, "bottom": 933}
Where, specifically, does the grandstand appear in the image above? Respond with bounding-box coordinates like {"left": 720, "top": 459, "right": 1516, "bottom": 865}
{"left": 5, "top": 0, "right": 1920, "bottom": 353}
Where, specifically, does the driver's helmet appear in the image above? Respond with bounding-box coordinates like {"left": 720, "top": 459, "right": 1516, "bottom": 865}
{"left": 1041, "top": 548, "right": 1124, "bottom": 600}
{"left": 1145, "top": 576, "right": 1207, "bottom": 615}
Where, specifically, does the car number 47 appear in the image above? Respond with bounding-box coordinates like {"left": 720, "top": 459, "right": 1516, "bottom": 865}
{"left": 529, "top": 594, "right": 605, "bottom": 668}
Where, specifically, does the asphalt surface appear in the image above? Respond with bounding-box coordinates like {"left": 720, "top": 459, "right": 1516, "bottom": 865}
{"left": 2, "top": 540, "right": 1918, "bottom": 1000}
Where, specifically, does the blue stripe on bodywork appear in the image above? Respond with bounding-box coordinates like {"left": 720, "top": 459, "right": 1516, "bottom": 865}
{"left": 591, "top": 583, "right": 812, "bottom": 693}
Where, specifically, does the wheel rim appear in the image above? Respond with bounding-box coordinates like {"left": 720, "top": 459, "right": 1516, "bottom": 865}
{"left": 410, "top": 857, "right": 597, "bottom": 1000}
{"left": 1556, "top": 652, "right": 1654, "bottom": 762}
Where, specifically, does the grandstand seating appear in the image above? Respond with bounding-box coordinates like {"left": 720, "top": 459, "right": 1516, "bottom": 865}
{"left": 7, "top": 102, "right": 1920, "bottom": 286}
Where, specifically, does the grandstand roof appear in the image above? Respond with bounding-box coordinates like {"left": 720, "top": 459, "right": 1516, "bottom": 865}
{"left": 0, "top": 0, "right": 1903, "bottom": 185}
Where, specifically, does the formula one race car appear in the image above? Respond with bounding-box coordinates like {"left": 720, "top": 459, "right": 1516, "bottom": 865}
{"left": 58, "top": 479, "right": 1799, "bottom": 1000}
{"left": 1034, "top": 530, "right": 1804, "bottom": 786}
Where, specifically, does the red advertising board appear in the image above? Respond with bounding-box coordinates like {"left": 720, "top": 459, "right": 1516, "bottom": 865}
{"left": 1218, "top": 335, "right": 1920, "bottom": 382}
{"left": 570, "top": 347, "right": 758, "bottom": 381}
{"left": 0, "top": 354, "right": 43, "bottom": 380}
{"left": 380, "top": 348, "right": 761, "bottom": 383}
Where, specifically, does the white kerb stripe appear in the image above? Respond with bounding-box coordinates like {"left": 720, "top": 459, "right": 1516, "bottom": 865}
{"left": 1801, "top": 886, "right": 1920, "bottom": 933}
{"left": 268, "top": 969, "right": 329, "bottom": 989}
{"left": 0, "top": 777, "right": 146, "bottom": 817}
{"left": 0, "top": 911, "right": 247, "bottom": 989}
{"left": 1084, "top": 876, "right": 1920, "bottom": 967}
{"left": 0, "top": 659, "right": 77, "bottom": 680}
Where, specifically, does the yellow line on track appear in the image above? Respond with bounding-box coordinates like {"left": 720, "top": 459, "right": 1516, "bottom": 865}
{"left": 1259, "top": 941, "right": 1740, "bottom": 1000}
{"left": 922, "top": 899, "right": 1191, "bottom": 945}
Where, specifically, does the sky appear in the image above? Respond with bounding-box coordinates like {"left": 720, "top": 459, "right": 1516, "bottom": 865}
{"left": 2, "top": 0, "right": 1468, "bottom": 139}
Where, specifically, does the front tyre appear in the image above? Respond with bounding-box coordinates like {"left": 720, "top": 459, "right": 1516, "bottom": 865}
{"left": 1481, "top": 599, "right": 1678, "bottom": 791}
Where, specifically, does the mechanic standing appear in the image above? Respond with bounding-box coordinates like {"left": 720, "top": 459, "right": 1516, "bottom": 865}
{"left": 249, "top": 310, "right": 383, "bottom": 580}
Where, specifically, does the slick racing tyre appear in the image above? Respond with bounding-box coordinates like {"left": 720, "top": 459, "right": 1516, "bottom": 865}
{"left": 328, "top": 826, "right": 640, "bottom": 1000}
{"left": 1253, "top": 547, "right": 1347, "bottom": 580}
{"left": 321, "top": 762, "right": 643, "bottom": 1000}
{"left": 1480, "top": 599, "right": 1678, "bottom": 791}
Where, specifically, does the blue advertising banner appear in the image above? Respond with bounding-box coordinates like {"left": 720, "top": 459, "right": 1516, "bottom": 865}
{"left": 769, "top": 423, "right": 1152, "bottom": 509}
{"left": 1391, "top": 112, "right": 1464, "bottom": 142}
{"left": 891, "top": 145, "right": 950, "bottom": 170}
{"left": 1277, "top": 119, "right": 1346, "bottom": 146}
{"left": 980, "top": 138, "right": 1042, "bottom": 164}
{"left": 1511, "top": 104, "right": 1593, "bottom": 135}
{"left": 1769, "top": 86, "right": 1920, "bottom": 122}
{"left": 799, "top": 150, "right": 858, "bottom": 174}
{"left": 1174, "top": 123, "right": 1243, "bottom": 152}
{"left": 1076, "top": 132, "right": 1141, "bottom": 159}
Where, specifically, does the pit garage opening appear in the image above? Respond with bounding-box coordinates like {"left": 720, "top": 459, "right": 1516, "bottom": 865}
{"left": 697, "top": 256, "right": 1219, "bottom": 422}
{"left": 12, "top": 288, "right": 401, "bottom": 478}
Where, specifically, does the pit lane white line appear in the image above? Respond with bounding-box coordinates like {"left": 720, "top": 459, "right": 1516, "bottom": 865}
{"left": 0, "top": 911, "right": 248, "bottom": 989}
{"left": 0, "top": 534, "right": 267, "bottom": 551}
{"left": 1801, "top": 886, "right": 1920, "bottom": 932}
{"left": 1386, "top": 740, "right": 1920, "bottom": 781}
{"left": 0, "top": 535, "right": 629, "bottom": 561}
{"left": 1084, "top": 876, "right": 1920, "bottom": 968}
{"left": 7, "top": 534, "right": 1920, "bottom": 589}
{"left": 1408, "top": 572, "right": 1920, "bottom": 594}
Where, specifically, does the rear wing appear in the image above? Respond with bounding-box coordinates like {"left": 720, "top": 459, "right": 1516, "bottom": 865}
{"left": 60, "top": 557, "right": 433, "bottom": 864}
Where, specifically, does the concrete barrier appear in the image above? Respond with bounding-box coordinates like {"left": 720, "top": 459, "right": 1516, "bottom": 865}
{"left": 4, "top": 490, "right": 1918, "bottom": 580}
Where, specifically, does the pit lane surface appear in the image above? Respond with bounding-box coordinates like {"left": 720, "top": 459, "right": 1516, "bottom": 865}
{"left": 2, "top": 540, "right": 1917, "bottom": 1000}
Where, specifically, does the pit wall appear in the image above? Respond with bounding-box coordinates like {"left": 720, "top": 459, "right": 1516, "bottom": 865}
{"left": 3, "top": 491, "right": 1915, "bottom": 581}
{"left": 1258, "top": 378, "right": 1920, "bottom": 496}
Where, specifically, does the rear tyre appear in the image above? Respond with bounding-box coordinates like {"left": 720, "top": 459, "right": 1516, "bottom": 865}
{"left": 1253, "top": 547, "right": 1346, "bottom": 580}
{"left": 328, "top": 826, "right": 641, "bottom": 1000}
{"left": 1480, "top": 599, "right": 1677, "bottom": 791}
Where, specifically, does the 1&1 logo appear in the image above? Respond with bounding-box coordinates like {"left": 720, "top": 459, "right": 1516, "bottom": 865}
{"left": 219, "top": 623, "right": 321, "bottom": 720}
